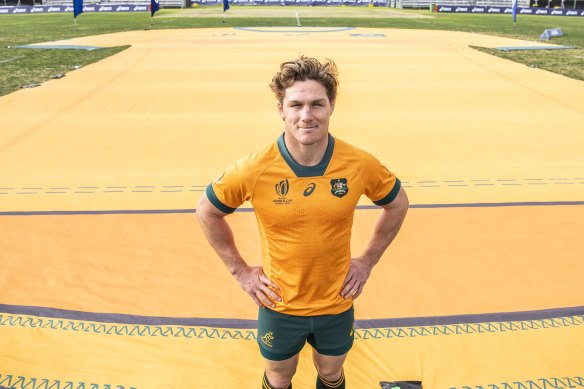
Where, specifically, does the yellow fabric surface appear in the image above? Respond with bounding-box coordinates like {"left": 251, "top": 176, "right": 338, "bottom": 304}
{"left": 1, "top": 27, "right": 583, "bottom": 389}
{"left": 2, "top": 312, "right": 583, "bottom": 388}
{"left": 0, "top": 28, "right": 582, "bottom": 211}
{"left": 1, "top": 207, "right": 583, "bottom": 319}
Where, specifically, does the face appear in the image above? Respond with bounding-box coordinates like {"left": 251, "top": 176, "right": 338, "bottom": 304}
{"left": 278, "top": 79, "right": 335, "bottom": 148}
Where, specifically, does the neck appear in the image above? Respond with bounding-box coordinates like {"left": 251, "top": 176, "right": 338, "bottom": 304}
{"left": 283, "top": 132, "right": 329, "bottom": 167}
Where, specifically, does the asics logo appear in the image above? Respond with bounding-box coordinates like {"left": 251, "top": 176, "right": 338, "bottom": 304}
{"left": 303, "top": 183, "right": 316, "bottom": 197}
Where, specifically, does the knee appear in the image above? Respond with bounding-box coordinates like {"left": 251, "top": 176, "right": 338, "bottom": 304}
{"left": 265, "top": 375, "right": 292, "bottom": 389}
{"left": 315, "top": 365, "right": 343, "bottom": 382}
{"left": 265, "top": 366, "right": 296, "bottom": 389}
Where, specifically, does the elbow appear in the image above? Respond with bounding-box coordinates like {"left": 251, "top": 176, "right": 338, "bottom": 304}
{"left": 196, "top": 194, "right": 207, "bottom": 212}
{"left": 197, "top": 193, "right": 228, "bottom": 222}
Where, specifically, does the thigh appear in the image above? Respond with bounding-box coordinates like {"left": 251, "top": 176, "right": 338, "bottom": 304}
{"left": 307, "top": 306, "right": 354, "bottom": 356}
{"left": 312, "top": 349, "right": 348, "bottom": 378}
{"left": 265, "top": 353, "right": 300, "bottom": 386}
{"left": 257, "top": 307, "right": 310, "bottom": 361}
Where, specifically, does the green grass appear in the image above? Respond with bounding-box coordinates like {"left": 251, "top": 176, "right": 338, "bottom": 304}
{"left": 0, "top": 8, "right": 583, "bottom": 96}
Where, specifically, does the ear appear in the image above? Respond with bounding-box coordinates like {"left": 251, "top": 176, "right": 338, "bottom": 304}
{"left": 330, "top": 99, "right": 336, "bottom": 115}
{"left": 277, "top": 101, "right": 285, "bottom": 119}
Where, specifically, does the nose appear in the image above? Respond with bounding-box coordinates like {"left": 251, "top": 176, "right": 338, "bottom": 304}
{"left": 300, "top": 106, "right": 313, "bottom": 122}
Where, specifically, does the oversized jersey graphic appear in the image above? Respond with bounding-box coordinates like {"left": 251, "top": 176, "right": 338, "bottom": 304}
{"left": 206, "top": 134, "right": 401, "bottom": 316}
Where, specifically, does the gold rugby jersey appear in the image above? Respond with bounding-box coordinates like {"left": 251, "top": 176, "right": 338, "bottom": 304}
{"left": 206, "top": 133, "right": 401, "bottom": 316}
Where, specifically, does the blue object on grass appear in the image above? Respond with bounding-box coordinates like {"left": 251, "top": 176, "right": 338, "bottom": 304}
{"left": 539, "top": 28, "right": 564, "bottom": 40}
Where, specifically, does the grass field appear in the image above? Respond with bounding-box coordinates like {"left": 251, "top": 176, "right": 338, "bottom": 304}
{"left": 0, "top": 7, "right": 582, "bottom": 96}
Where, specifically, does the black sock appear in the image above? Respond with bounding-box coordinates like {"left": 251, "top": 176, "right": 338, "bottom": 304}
{"left": 316, "top": 371, "right": 345, "bottom": 389}
{"left": 263, "top": 371, "right": 292, "bottom": 389}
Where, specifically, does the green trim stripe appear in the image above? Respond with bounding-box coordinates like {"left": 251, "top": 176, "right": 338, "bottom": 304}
{"left": 277, "top": 133, "right": 335, "bottom": 178}
{"left": 374, "top": 178, "right": 401, "bottom": 206}
{"left": 205, "top": 184, "right": 236, "bottom": 214}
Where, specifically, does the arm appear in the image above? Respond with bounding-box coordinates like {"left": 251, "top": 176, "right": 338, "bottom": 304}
{"left": 341, "top": 186, "right": 409, "bottom": 299}
{"left": 196, "top": 193, "right": 281, "bottom": 308}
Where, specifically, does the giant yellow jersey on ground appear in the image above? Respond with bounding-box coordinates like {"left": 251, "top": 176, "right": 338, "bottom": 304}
{"left": 206, "top": 133, "right": 401, "bottom": 316}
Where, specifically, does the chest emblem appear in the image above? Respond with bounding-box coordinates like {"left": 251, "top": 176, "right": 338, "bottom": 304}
{"left": 275, "top": 179, "right": 289, "bottom": 197}
{"left": 330, "top": 178, "right": 349, "bottom": 198}
{"left": 274, "top": 179, "right": 293, "bottom": 205}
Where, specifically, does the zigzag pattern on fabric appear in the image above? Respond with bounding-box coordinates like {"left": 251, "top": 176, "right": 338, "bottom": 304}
{"left": 2, "top": 373, "right": 583, "bottom": 389}
{"left": 356, "top": 315, "right": 584, "bottom": 340}
{"left": 450, "top": 376, "right": 584, "bottom": 389}
{"left": 0, "top": 314, "right": 256, "bottom": 340}
{"left": 0, "top": 373, "right": 136, "bottom": 389}
{"left": 2, "top": 313, "right": 583, "bottom": 341}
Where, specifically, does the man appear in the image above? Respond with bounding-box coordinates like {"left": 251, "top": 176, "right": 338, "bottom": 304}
{"left": 197, "top": 56, "right": 409, "bottom": 389}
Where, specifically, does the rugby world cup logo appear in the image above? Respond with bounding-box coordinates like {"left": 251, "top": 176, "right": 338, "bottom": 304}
{"left": 275, "top": 179, "right": 289, "bottom": 197}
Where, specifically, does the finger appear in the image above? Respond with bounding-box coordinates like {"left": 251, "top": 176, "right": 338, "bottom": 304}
{"left": 341, "top": 277, "right": 358, "bottom": 298}
{"left": 352, "top": 283, "right": 364, "bottom": 300}
{"left": 342, "top": 270, "right": 354, "bottom": 286}
{"left": 256, "top": 273, "right": 280, "bottom": 295}
{"left": 256, "top": 290, "right": 277, "bottom": 308}
{"left": 257, "top": 275, "right": 282, "bottom": 303}
{"left": 347, "top": 283, "right": 359, "bottom": 299}
{"left": 341, "top": 284, "right": 353, "bottom": 299}
{"left": 345, "top": 276, "right": 364, "bottom": 299}
{"left": 341, "top": 271, "right": 355, "bottom": 292}
{"left": 259, "top": 274, "right": 281, "bottom": 292}
{"left": 259, "top": 284, "right": 282, "bottom": 303}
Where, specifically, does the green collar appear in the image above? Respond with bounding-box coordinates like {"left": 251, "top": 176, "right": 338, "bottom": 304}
{"left": 277, "top": 132, "right": 335, "bottom": 178}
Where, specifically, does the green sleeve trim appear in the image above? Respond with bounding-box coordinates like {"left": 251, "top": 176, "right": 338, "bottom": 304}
{"left": 205, "top": 184, "right": 236, "bottom": 214}
{"left": 373, "top": 178, "right": 401, "bottom": 206}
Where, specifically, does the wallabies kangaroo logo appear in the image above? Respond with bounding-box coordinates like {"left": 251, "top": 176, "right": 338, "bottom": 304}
{"left": 261, "top": 331, "right": 275, "bottom": 347}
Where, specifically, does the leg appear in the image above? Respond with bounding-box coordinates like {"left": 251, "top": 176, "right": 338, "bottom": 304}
{"left": 257, "top": 307, "right": 308, "bottom": 388}
{"left": 312, "top": 349, "right": 347, "bottom": 386}
{"left": 308, "top": 306, "right": 354, "bottom": 388}
{"left": 264, "top": 354, "right": 299, "bottom": 389}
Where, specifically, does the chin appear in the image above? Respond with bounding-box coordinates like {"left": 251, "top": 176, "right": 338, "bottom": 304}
{"left": 295, "top": 129, "right": 326, "bottom": 143}
{"left": 296, "top": 135, "right": 322, "bottom": 146}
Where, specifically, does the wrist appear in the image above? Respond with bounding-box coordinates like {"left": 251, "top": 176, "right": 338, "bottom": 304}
{"left": 357, "top": 254, "right": 379, "bottom": 271}
{"left": 230, "top": 262, "right": 249, "bottom": 280}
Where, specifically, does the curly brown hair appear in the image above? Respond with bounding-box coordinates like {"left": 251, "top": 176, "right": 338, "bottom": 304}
{"left": 269, "top": 55, "right": 339, "bottom": 104}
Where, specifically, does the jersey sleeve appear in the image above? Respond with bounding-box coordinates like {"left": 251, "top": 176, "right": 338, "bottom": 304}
{"left": 205, "top": 156, "right": 255, "bottom": 214}
{"left": 361, "top": 154, "right": 401, "bottom": 207}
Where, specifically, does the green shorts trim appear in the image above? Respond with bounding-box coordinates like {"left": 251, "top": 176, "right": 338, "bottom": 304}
{"left": 257, "top": 306, "right": 355, "bottom": 361}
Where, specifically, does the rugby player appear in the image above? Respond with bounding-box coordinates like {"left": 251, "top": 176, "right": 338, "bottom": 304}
{"left": 197, "top": 55, "right": 409, "bottom": 389}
